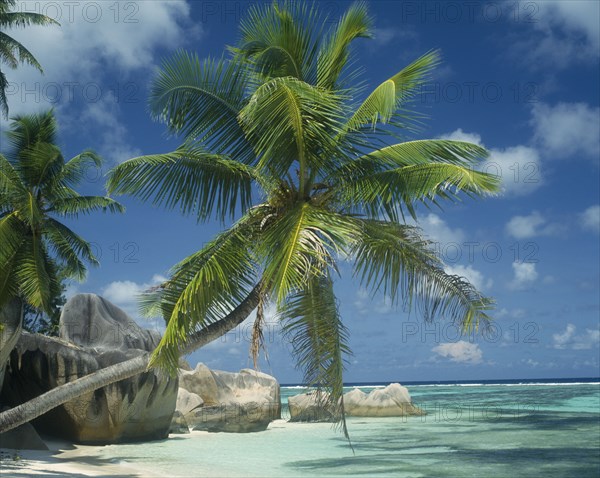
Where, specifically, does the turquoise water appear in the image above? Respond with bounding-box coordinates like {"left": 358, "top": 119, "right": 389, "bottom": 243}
{"left": 78, "top": 382, "right": 600, "bottom": 477}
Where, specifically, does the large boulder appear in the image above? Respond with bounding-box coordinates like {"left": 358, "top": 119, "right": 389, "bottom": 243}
{"left": 344, "top": 384, "right": 425, "bottom": 417}
{"left": 0, "top": 299, "right": 22, "bottom": 393}
{"left": 288, "top": 384, "right": 425, "bottom": 422}
{"left": 288, "top": 392, "right": 336, "bottom": 422}
{"left": 178, "top": 363, "right": 280, "bottom": 432}
{"left": 0, "top": 294, "right": 178, "bottom": 444}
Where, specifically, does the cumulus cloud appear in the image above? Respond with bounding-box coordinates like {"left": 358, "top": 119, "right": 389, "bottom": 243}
{"left": 440, "top": 129, "right": 543, "bottom": 196}
{"left": 553, "top": 324, "right": 600, "bottom": 350}
{"left": 531, "top": 102, "right": 600, "bottom": 161}
{"left": 3, "top": 1, "right": 198, "bottom": 162}
{"left": 505, "top": 211, "right": 563, "bottom": 239}
{"left": 101, "top": 274, "right": 167, "bottom": 323}
{"left": 445, "top": 264, "right": 493, "bottom": 291}
{"left": 509, "top": 0, "right": 599, "bottom": 70}
{"left": 417, "top": 213, "right": 465, "bottom": 247}
{"left": 432, "top": 341, "right": 483, "bottom": 364}
{"left": 509, "top": 262, "right": 538, "bottom": 290}
{"left": 580, "top": 205, "right": 600, "bottom": 233}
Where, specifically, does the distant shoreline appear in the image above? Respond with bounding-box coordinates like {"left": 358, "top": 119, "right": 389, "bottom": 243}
{"left": 280, "top": 377, "right": 600, "bottom": 387}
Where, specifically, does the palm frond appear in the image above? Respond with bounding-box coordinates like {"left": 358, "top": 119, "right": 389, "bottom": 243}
{"left": 259, "top": 202, "right": 357, "bottom": 304}
{"left": 14, "top": 234, "right": 56, "bottom": 311}
{"left": 280, "top": 273, "right": 352, "bottom": 443}
{"left": 317, "top": 1, "right": 372, "bottom": 89}
{"left": 57, "top": 150, "right": 103, "bottom": 187}
{"left": 0, "top": 31, "right": 43, "bottom": 71}
{"left": 231, "top": 1, "right": 322, "bottom": 83}
{"left": 49, "top": 196, "right": 124, "bottom": 218}
{"left": 107, "top": 147, "right": 255, "bottom": 222}
{"left": 352, "top": 219, "right": 493, "bottom": 331}
{"left": 239, "top": 76, "right": 344, "bottom": 186}
{"left": 148, "top": 212, "right": 262, "bottom": 374}
{"left": 44, "top": 218, "right": 99, "bottom": 280}
{"left": 6, "top": 110, "right": 57, "bottom": 156}
{"left": 345, "top": 50, "right": 440, "bottom": 131}
{"left": 332, "top": 140, "right": 498, "bottom": 220}
{"left": 0, "top": 10, "right": 60, "bottom": 28}
{"left": 0, "top": 152, "right": 25, "bottom": 197}
{"left": 149, "top": 52, "right": 255, "bottom": 164}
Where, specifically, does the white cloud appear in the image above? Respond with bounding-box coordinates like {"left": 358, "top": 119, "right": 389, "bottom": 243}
{"left": 440, "top": 128, "right": 482, "bottom": 145}
{"left": 531, "top": 102, "right": 600, "bottom": 161}
{"left": 417, "top": 213, "right": 465, "bottom": 247}
{"left": 505, "top": 211, "right": 562, "bottom": 239}
{"left": 580, "top": 205, "right": 600, "bottom": 233}
{"left": 3, "top": 1, "right": 197, "bottom": 162}
{"left": 101, "top": 274, "right": 167, "bottom": 323}
{"left": 509, "top": 262, "right": 538, "bottom": 290}
{"left": 432, "top": 341, "right": 483, "bottom": 364}
{"left": 484, "top": 146, "right": 542, "bottom": 196}
{"left": 553, "top": 324, "right": 600, "bottom": 350}
{"left": 440, "top": 129, "right": 543, "bottom": 196}
{"left": 445, "top": 264, "right": 493, "bottom": 291}
{"left": 510, "top": 1, "right": 599, "bottom": 70}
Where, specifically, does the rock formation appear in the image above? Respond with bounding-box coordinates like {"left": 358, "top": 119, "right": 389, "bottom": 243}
{"left": 288, "top": 392, "right": 335, "bottom": 422}
{"left": 1, "top": 294, "right": 178, "bottom": 444}
{"left": 0, "top": 300, "right": 22, "bottom": 392}
{"left": 288, "top": 383, "right": 424, "bottom": 421}
{"left": 175, "top": 363, "right": 281, "bottom": 432}
{"left": 344, "top": 383, "right": 425, "bottom": 417}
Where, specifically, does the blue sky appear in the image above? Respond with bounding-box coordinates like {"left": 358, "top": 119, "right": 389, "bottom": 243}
{"left": 2, "top": 0, "right": 599, "bottom": 383}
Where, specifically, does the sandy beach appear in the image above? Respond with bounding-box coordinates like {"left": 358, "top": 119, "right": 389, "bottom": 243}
{"left": 0, "top": 439, "right": 154, "bottom": 478}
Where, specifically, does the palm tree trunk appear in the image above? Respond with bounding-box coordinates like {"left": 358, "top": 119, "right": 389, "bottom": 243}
{"left": 0, "top": 285, "right": 261, "bottom": 434}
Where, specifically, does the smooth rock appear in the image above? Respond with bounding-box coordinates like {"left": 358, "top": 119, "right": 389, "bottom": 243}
{"left": 344, "top": 384, "right": 425, "bottom": 417}
{"left": 287, "top": 383, "right": 425, "bottom": 422}
{"left": 1, "top": 294, "right": 178, "bottom": 444}
{"left": 176, "top": 388, "right": 203, "bottom": 416}
{"left": 178, "top": 364, "right": 280, "bottom": 432}
{"left": 288, "top": 392, "right": 335, "bottom": 422}
{"left": 0, "top": 299, "right": 22, "bottom": 392}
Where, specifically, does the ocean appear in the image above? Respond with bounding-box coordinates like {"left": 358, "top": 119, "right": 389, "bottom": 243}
{"left": 64, "top": 379, "right": 600, "bottom": 477}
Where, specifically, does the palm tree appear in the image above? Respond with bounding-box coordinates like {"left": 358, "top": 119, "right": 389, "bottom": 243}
{"left": 0, "top": 109, "right": 124, "bottom": 316}
{"left": 106, "top": 1, "right": 499, "bottom": 439}
{"left": 0, "top": 0, "right": 59, "bottom": 118}
{"left": 0, "top": 1, "right": 499, "bottom": 438}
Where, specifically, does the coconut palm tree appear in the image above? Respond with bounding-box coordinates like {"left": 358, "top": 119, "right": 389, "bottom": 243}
{"left": 106, "top": 1, "right": 499, "bottom": 438}
{"left": 0, "top": 1, "right": 499, "bottom": 438}
{"left": 0, "top": 109, "right": 124, "bottom": 315}
{"left": 0, "top": 0, "right": 59, "bottom": 118}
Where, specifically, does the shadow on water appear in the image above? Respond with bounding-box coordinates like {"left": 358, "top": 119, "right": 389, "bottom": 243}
{"left": 285, "top": 446, "right": 600, "bottom": 478}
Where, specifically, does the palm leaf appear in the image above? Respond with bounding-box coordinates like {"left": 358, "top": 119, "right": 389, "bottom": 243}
{"left": 49, "top": 196, "right": 124, "bottom": 217}
{"left": 148, "top": 212, "right": 262, "bottom": 374}
{"left": 149, "top": 52, "right": 255, "bottom": 165}
{"left": 345, "top": 50, "right": 440, "bottom": 131}
{"left": 280, "top": 273, "right": 352, "bottom": 443}
{"left": 352, "top": 219, "right": 493, "bottom": 331}
{"left": 259, "top": 202, "right": 357, "bottom": 304}
{"left": 317, "top": 1, "right": 372, "bottom": 89}
{"left": 44, "top": 218, "right": 99, "bottom": 280}
{"left": 107, "top": 147, "right": 254, "bottom": 222}
{"left": 232, "top": 1, "right": 322, "bottom": 82}
{"left": 239, "top": 76, "right": 344, "bottom": 186}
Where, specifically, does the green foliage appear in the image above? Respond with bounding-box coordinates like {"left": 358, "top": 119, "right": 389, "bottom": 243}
{"left": 108, "top": 0, "right": 500, "bottom": 441}
{"left": 0, "top": 0, "right": 59, "bottom": 118}
{"left": 0, "top": 110, "right": 124, "bottom": 315}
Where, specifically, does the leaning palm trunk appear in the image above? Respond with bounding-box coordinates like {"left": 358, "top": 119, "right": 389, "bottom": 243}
{"left": 0, "top": 284, "right": 261, "bottom": 434}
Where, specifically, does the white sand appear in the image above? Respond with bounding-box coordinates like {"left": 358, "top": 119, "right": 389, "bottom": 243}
{"left": 0, "top": 439, "right": 157, "bottom": 477}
